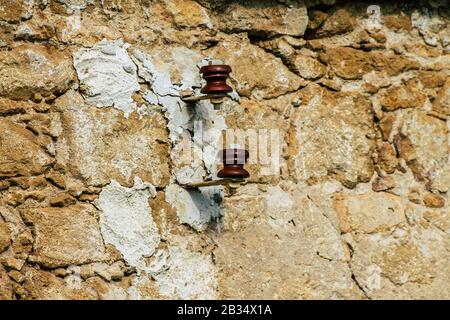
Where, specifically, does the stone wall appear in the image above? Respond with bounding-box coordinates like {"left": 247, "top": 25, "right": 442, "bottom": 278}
{"left": 0, "top": 0, "right": 449, "bottom": 299}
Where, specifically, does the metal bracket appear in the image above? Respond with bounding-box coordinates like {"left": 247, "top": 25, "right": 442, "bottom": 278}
{"left": 179, "top": 178, "right": 245, "bottom": 190}
{"left": 180, "top": 93, "right": 229, "bottom": 110}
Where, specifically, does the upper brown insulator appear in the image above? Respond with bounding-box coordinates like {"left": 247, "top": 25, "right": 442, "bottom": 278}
{"left": 200, "top": 64, "right": 233, "bottom": 95}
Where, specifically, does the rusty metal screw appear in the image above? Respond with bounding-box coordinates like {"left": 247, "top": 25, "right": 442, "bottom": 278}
{"left": 200, "top": 65, "right": 233, "bottom": 95}
{"left": 217, "top": 148, "right": 250, "bottom": 179}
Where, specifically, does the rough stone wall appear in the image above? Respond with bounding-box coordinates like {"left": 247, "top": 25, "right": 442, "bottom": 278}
{"left": 0, "top": 0, "right": 449, "bottom": 300}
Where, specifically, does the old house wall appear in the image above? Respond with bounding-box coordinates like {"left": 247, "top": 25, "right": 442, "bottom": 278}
{"left": 0, "top": 0, "right": 449, "bottom": 299}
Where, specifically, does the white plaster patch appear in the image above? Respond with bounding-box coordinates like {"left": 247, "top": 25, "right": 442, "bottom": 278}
{"left": 154, "top": 246, "right": 217, "bottom": 299}
{"left": 97, "top": 177, "right": 160, "bottom": 272}
{"left": 174, "top": 166, "right": 205, "bottom": 185}
{"left": 73, "top": 38, "right": 140, "bottom": 118}
{"left": 147, "top": 249, "right": 170, "bottom": 275}
{"left": 265, "top": 186, "right": 297, "bottom": 231}
{"left": 131, "top": 48, "right": 196, "bottom": 143}
{"left": 411, "top": 8, "right": 446, "bottom": 47}
{"left": 165, "top": 184, "right": 221, "bottom": 231}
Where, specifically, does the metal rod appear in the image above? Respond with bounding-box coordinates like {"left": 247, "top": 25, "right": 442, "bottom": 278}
{"left": 180, "top": 178, "right": 245, "bottom": 189}
{"left": 180, "top": 94, "right": 228, "bottom": 103}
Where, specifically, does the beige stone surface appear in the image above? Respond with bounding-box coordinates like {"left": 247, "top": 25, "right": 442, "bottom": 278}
{"left": 289, "top": 84, "right": 375, "bottom": 188}
{"left": 432, "top": 78, "right": 450, "bottom": 118}
{"left": 292, "top": 55, "right": 327, "bottom": 80}
{"left": 0, "top": 98, "right": 30, "bottom": 116}
{"left": 320, "top": 47, "right": 419, "bottom": 80}
{"left": 20, "top": 204, "right": 110, "bottom": 268}
{"left": 205, "top": 35, "right": 305, "bottom": 99}
{"left": 377, "top": 142, "right": 398, "bottom": 174}
{"left": 311, "top": 8, "right": 355, "bottom": 38}
{"left": 0, "top": 265, "right": 13, "bottom": 300}
{"left": 350, "top": 225, "right": 450, "bottom": 299}
{"left": 0, "top": 118, "right": 53, "bottom": 178}
{"left": 333, "top": 192, "right": 406, "bottom": 233}
{"left": 18, "top": 265, "right": 131, "bottom": 300}
{"left": 0, "top": 0, "right": 34, "bottom": 23}
{"left": 0, "top": 218, "right": 10, "bottom": 253}
{"left": 378, "top": 79, "right": 427, "bottom": 111}
{"left": 217, "top": 0, "right": 308, "bottom": 37}
{"left": 423, "top": 193, "right": 445, "bottom": 208}
{"left": 162, "top": 0, "right": 212, "bottom": 29}
{"left": 0, "top": 44, "right": 75, "bottom": 100}
{"left": 216, "top": 184, "right": 364, "bottom": 299}
{"left": 399, "top": 110, "right": 448, "bottom": 189}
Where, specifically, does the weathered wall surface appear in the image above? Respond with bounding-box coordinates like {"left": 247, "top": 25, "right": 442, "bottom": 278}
{"left": 0, "top": 0, "right": 449, "bottom": 299}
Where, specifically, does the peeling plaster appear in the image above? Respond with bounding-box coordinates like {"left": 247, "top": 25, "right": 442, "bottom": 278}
{"left": 411, "top": 8, "right": 446, "bottom": 47}
{"left": 154, "top": 246, "right": 217, "bottom": 299}
{"left": 73, "top": 39, "right": 140, "bottom": 118}
{"left": 126, "top": 244, "right": 217, "bottom": 299}
{"left": 266, "top": 186, "right": 295, "bottom": 230}
{"left": 131, "top": 48, "right": 195, "bottom": 143}
{"left": 166, "top": 184, "right": 221, "bottom": 232}
{"left": 97, "top": 177, "right": 160, "bottom": 272}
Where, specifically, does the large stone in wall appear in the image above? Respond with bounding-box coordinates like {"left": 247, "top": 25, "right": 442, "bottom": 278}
{"left": 350, "top": 225, "right": 450, "bottom": 299}
{"left": 310, "top": 8, "right": 356, "bottom": 38}
{"left": 0, "top": 218, "right": 10, "bottom": 253}
{"left": 333, "top": 192, "right": 406, "bottom": 234}
{"left": 73, "top": 39, "right": 140, "bottom": 118}
{"left": 0, "top": 0, "right": 34, "bottom": 23}
{"left": 432, "top": 78, "right": 450, "bottom": 118}
{"left": 289, "top": 84, "right": 375, "bottom": 188}
{"left": 20, "top": 204, "right": 110, "bottom": 268}
{"left": 215, "top": 184, "right": 363, "bottom": 299}
{"left": 399, "top": 110, "right": 448, "bottom": 189}
{"left": 223, "top": 94, "right": 297, "bottom": 181}
{"left": 54, "top": 90, "right": 171, "bottom": 187}
{"left": 205, "top": 35, "right": 304, "bottom": 99}
{"left": 0, "top": 118, "right": 53, "bottom": 178}
{"left": 0, "top": 265, "right": 13, "bottom": 300}
{"left": 216, "top": 0, "right": 308, "bottom": 37}
{"left": 161, "top": 0, "right": 212, "bottom": 29}
{"left": 378, "top": 79, "right": 427, "bottom": 111}
{"left": 320, "top": 47, "right": 419, "bottom": 80}
{"left": 0, "top": 44, "right": 75, "bottom": 100}
{"left": 292, "top": 54, "right": 327, "bottom": 80}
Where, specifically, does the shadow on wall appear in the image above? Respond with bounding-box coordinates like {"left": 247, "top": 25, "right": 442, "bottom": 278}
{"left": 166, "top": 184, "right": 223, "bottom": 232}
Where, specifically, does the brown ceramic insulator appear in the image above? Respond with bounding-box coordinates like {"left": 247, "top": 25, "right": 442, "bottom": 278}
{"left": 200, "top": 65, "right": 233, "bottom": 95}
{"left": 217, "top": 148, "right": 250, "bottom": 179}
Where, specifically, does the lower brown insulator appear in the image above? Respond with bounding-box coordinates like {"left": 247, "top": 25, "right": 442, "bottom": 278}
{"left": 217, "top": 148, "right": 250, "bottom": 179}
